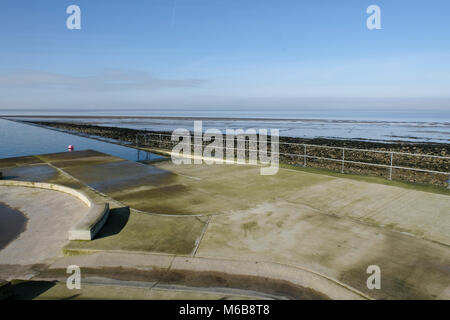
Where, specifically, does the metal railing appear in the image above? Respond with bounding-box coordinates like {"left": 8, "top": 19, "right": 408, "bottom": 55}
{"left": 136, "top": 132, "right": 450, "bottom": 188}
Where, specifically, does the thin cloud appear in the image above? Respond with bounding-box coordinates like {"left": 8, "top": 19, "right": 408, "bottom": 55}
{"left": 0, "top": 69, "right": 205, "bottom": 92}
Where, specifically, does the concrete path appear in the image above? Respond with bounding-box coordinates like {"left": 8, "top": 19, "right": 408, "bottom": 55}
{"left": 0, "top": 186, "right": 88, "bottom": 265}
{"left": 45, "top": 251, "right": 367, "bottom": 300}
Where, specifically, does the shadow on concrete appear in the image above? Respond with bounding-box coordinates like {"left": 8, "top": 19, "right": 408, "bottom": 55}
{"left": 95, "top": 206, "right": 130, "bottom": 239}
{"left": 10, "top": 280, "right": 57, "bottom": 300}
{"left": 1, "top": 176, "right": 19, "bottom": 180}
{"left": 0, "top": 202, "right": 28, "bottom": 251}
{"left": 60, "top": 293, "right": 82, "bottom": 300}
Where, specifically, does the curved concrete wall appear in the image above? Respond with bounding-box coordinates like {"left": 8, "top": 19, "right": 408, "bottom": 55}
{"left": 68, "top": 203, "right": 110, "bottom": 241}
{"left": 0, "top": 180, "right": 109, "bottom": 241}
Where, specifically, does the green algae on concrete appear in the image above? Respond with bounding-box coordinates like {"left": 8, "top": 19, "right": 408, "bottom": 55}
{"left": 280, "top": 163, "right": 450, "bottom": 196}
{"left": 123, "top": 162, "right": 332, "bottom": 215}
{"left": 4, "top": 151, "right": 450, "bottom": 244}
{"left": 0, "top": 155, "right": 43, "bottom": 169}
{"left": 1, "top": 150, "right": 450, "bottom": 300}
{"left": 63, "top": 160, "right": 174, "bottom": 194}
{"left": 64, "top": 210, "right": 207, "bottom": 255}
{"left": 1, "top": 164, "right": 58, "bottom": 182}
{"left": 195, "top": 200, "right": 450, "bottom": 300}
{"left": 36, "top": 149, "right": 124, "bottom": 169}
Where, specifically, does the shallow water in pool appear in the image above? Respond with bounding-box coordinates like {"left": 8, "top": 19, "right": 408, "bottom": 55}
{"left": 0, "top": 119, "right": 161, "bottom": 162}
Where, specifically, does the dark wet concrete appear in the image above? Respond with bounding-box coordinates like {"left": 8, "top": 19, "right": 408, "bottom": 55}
{"left": 40, "top": 149, "right": 110, "bottom": 161}
{"left": 0, "top": 202, "right": 28, "bottom": 250}
{"left": 0, "top": 165, "right": 57, "bottom": 182}
{"left": 0, "top": 156, "right": 43, "bottom": 169}
{"left": 63, "top": 160, "right": 174, "bottom": 193}
{"left": 40, "top": 149, "right": 124, "bottom": 168}
{"left": 1, "top": 150, "right": 178, "bottom": 215}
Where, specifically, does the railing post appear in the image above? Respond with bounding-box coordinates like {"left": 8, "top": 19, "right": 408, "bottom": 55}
{"left": 159, "top": 133, "right": 162, "bottom": 148}
{"left": 389, "top": 152, "right": 393, "bottom": 180}
{"left": 341, "top": 148, "right": 345, "bottom": 173}
{"left": 304, "top": 144, "right": 307, "bottom": 167}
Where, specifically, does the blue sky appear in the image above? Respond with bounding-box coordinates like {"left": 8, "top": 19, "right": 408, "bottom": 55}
{"left": 0, "top": 0, "right": 449, "bottom": 111}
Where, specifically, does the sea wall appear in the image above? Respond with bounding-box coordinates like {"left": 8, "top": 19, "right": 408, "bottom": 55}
{"left": 30, "top": 121, "right": 450, "bottom": 187}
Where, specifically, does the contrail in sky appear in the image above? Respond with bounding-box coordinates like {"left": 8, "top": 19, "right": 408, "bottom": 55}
{"left": 171, "top": 0, "right": 177, "bottom": 28}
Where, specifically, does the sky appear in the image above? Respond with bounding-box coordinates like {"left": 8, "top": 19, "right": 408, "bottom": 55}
{"left": 0, "top": 0, "right": 449, "bottom": 112}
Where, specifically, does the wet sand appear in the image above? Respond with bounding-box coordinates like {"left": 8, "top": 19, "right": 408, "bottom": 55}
{"left": 0, "top": 202, "right": 27, "bottom": 250}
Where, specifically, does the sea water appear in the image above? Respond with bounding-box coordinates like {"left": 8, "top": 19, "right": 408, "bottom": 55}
{"left": 0, "top": 118, "right": 161, "bottom": 160}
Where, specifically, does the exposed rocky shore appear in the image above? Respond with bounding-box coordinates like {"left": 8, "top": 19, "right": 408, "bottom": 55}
{"left": 28, "top": 121, "right": 450, "bottom": 187}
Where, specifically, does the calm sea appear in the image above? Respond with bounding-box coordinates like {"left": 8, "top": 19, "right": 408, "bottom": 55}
{"left": 0, "top": 108, "right": 449, "bottom": 157}
{"left": 0, "top": 118, "right": 160, "bottom": 160}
